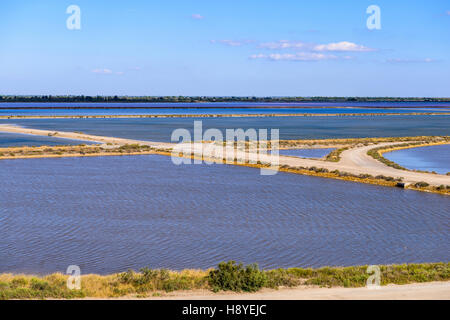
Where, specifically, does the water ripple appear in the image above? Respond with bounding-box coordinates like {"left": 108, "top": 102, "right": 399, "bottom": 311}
{"left": 0, "top": 155, "right": 449, "bottom": 274}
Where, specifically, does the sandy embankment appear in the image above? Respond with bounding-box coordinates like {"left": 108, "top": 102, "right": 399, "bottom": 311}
{"left": 0, "top": 124, "right": 174, "bottom": 149}
{"left": 0, "top": 124, "right": 449, "bottom": 187}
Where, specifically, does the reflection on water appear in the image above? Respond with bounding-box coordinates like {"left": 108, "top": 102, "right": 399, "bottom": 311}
{"left": 0, "top": 155, "right": 448, "bottom": 274}
{"left": 384, "top": 144, "right": 450, "bottom": 174}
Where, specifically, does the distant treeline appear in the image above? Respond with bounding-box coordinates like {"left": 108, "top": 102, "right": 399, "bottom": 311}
{"left": 0, "top": 95, "right": 449, "bottom": 103}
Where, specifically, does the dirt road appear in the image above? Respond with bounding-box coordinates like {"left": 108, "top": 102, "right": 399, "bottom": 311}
{"left": 130, "top": 281, "right": 450, "bottom": 300}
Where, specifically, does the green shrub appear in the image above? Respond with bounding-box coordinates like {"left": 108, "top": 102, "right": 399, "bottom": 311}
{"left": 30, "top": 278, "right": 51, "bottom": 291}
{"left": 208, "top": 261, "right": 267, "bottom": 292}
{"left": 325, "top": 147, "right": 348, "bottom": 162}
{"left": 118, "top": 268, "right": 180, "bottom": 292}
{"left": 10, "top": 278, "right": 28, "bottom": 289}
{"left": 414, "top": 181, "right": 429, "bottom": 188}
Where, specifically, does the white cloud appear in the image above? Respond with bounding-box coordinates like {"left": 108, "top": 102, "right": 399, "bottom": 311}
{"left": 249, "top": 54, "right": 267, "bottom": 59}
{"left": 313, "top": 41, "right": 373, "bottom": 52}
{"left": 213, "top": 39, "right": 373, "bottom": 61}
{"left": 258, "top": 40, "right": 307, "bottom": 50}
{"left": 191, "top": 14, "right": 204, "bottom": 20}
{"left": 250, "top": 52, "right": 338, "bottom": 61}
{"left": 92, "top": 68, "right": 113, "bottom": 74}
{"left": 255, "top": 40, "right": 374, "bottom": 52}
{"left": 92, "top": 68, "right": 124, "bottom": 75}
{"left": 211, "top": 39, "right": 373, "bottom": 52}
{"left": 385, "top": 58, "right": 436, "bottom": 63}
{"left": 210, "top": 39, "right": 253, "bottom": 47}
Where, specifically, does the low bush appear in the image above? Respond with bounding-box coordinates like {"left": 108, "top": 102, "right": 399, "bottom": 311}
{"left": 414, "top": 181, "right": 429, "bottom": 188}
{"left": 208, "top": 261, "right": 267, "bottom": 292}
{"left": 325, "top": 147, "right": 348, "bottom": 162}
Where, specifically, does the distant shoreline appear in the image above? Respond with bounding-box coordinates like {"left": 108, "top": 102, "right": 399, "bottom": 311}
{"left": 1, "top": 95, "right": 450, "bottom": 104}
{"left": 2, "top": 105, "right": 450, "bottom": 110}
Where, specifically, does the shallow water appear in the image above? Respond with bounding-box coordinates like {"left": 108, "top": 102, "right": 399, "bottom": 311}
{"left": 0, "top": 132, "right": 93, "bottom": 147}
{"left": 279, "top": 148, "right": 335, "bottom": 158}
{"left": 1, "top": 107, "right": 449, "bottom": 116}
{"left": 384, "top": 144, "right": 450, "bottom": 174}
{"left": 0, "top": 155, "right": 448, "bottom": 274}
{"left": 3, "top": 115, "right": 450, "bottom": 143}
{"left": 1, "top": 102, "right": 449, "bottom": 116}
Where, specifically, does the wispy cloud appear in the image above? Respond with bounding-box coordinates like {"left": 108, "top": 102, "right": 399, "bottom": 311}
{"left": 385, "top": 58, "right": 437, "bottom": 63}
{"left": 210, "top": 39, "right": 254, "bottom": 47}
{"left": 92, "top": 68, "right": 124, "bottom": 75}
{"left": 213, "top": 39, "right": 373, "bottom": 62}
{"left": 446, "top": 11, "right": 450, "bottom": 16}
{"left": 191, "top": 14, "right": 204, "bottom": 20}
{"left": 258, "top": 40, "right": 375, "bottom": 52}
{"left": 92, "top": 68, "right": 113, "bottom": 74}
{"left": 250, "top": 52, "right": 338, "bottom": 61}
{"left": 212, "top": 39, "right": 373, "bottom": 53}
{"left": 313, "top": 41, "right": 374, "bottom": 52}
{"left": 258, "top": 40, "right": 307, "bottom": 50}
{"left": 256, "top": 40, "right": 373, "bottom": 52}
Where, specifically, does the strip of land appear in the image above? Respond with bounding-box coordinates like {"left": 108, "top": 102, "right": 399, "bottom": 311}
{"left": 0, "top": 124, "right": 174, "bottom": 149}
{"left": 0, "top": 124, "right": 448, "bottom": 193}
{"left": 1, "top": 262, "right": 448, "bottom": 300}
{"left": 1, "top": 112, "right": 450, "bottom": 119}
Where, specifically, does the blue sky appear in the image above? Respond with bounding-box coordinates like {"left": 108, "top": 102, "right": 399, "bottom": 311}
{"left": 0, "top": 0, "right": 449, "bottom": 96}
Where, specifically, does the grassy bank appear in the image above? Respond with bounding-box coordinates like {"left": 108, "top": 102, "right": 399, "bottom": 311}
{"left": 0, "top": 261, "right": 448, "bottom": 299}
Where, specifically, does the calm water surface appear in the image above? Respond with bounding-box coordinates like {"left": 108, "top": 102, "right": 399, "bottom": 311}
{"left": 279, "top": 148, "right": 335, "bottom": 158}
{"left": 0, "top": 155, "right": 448, "bottom": 274}
{"left": 384, "top": 144, "right": 450, "bottom": 174}
{"left": 4, "top": 115, "right": 450, "bottom": 143}
{"left": 1, "top": 102, "right": 449, "bottom": 116}
{"left": 0, "top": 132, "right": 94, "bottom": 147}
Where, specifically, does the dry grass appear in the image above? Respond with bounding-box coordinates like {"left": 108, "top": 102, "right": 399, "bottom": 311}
{"left": 0, "top": 262, "right": 448, "bottom": 299}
